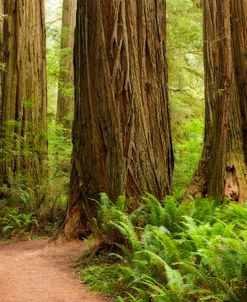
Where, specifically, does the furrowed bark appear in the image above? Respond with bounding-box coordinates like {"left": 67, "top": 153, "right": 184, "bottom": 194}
{"left": 0, "top": 0, "right": 47, "bottom": 201}
{"left": 63, "top": 0, "right": 173, "bottom": 237}
{"left": 186, "top": 0, "right": 247, "bottom": 202}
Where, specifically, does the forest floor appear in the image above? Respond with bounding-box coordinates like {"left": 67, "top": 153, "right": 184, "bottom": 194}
{"left": 0, "top": 238, "right": 109, "bottom": 302}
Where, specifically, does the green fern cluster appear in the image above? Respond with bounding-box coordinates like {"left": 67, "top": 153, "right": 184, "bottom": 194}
{"left": 93, "top": 193, "right": 139, "bottom": 251}
{"left": 0, "top": 206, "right": 38, "bottom": 239}
{"left": 82, "top": 194, "right": 247, "bottom": 302}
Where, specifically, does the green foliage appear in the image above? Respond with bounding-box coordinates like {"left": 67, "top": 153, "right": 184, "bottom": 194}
{"left": 46, "top": 37, "right": 60, "bottom": 112}
{"left": 173, "top": 120, "right": 204, "bottom": 198}
{"left": 0, "top": 120, "right": 48, "bottom": 208}
{"left": 39, "top": 2, "right": 72, "bottom": 232}
{"left": 46, "top": 12, "right": 74, "bottom": 114}
{"left": 80, "top": 195, "right": 247, "bottom": 302}
{"left": 45, "top": 1, "right": 62, "bottom": 113}
{"left": 82, "top": 264, "right": 125, "bottom": 295}
{"left": 35, "top": 120, "right": 72, "bottom": 233}
{"left": 0, "top": 118, "right": 71, "bottom": 238}
{"left": 142, "top": 194, "right": 180, "bottom": 233}
{"left": 0, "top": 13, "right": 9, "bottom": 21}
{"left": 167, "top": 0, "right": 204, "bottom": 196}
{"left": 93, "top": 193, "right": 140, "bottom": 251}
{"left": 0, "top": 206, "right": 38, "bottom": 239}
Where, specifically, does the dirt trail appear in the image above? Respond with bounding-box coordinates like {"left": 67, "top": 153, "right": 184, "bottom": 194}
{"left": 0, "top": 239, "right": 108, "bottom": 302}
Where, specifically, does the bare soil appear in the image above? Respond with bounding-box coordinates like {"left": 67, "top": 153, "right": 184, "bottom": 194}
{"left": 0, "top": 239, "right": 109, "bottom": 302}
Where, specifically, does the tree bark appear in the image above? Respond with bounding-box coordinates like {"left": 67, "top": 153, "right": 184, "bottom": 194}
{"left": 185, "top": 0, "right": 247, "bottom": 202}
{"left": 63, "top": 0, "right": 173, "bottom": 238}
{"left": 56, "top": 0, "right": 77, "bottom": 128}
{"left": 0, "top": 0, "right": 47, "bottom": 199}
{"left": 0, "top": 0, "right": 3, "bottom": 111}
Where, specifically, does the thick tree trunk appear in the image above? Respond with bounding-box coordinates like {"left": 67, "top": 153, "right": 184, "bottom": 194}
{"left": 63, "top": 0, "right": 173, "bottom": 238}
{"left": 231, "top": 0, "right": 247, "bottom": 161}
{"left": 56, "top": 0, "right": 77, "bottom": 128}
{"left": 185, "top": 0, "right": 247, "bottom": 202}
{"left": 0, "top": 0, "right": 47, "bottom": 200}
{"left": 0, "top": 0, "right": 3, "bottom": 111}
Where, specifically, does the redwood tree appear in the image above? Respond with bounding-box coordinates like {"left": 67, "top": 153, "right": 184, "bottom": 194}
{"left": 63, "top": 0, "right": 173, "bottom": 237}
{"left": 0, "top": 0, "right": 47, "bottom": 198}
{"left": 0, "top": 0, "right": 3, "bottom": 109}
{"left": 186, "top": 0, "right": 247, "bottom": 202}
{"left": 56, "top": 0, "right": 77, "bottom": 128}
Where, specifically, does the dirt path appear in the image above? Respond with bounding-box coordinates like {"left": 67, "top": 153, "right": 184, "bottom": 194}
{"left": 0, "top": 239, "right": 108, "bottom": 302}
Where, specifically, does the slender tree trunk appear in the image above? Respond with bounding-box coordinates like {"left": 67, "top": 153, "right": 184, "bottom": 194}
{"left": 186, "top": 0, "right": 247, "bottom": 202}
{"left": 56, "top": 0, "right": 77, "bottom": 128}
{"left": 63, "top": 0, "right": 173, "bottom": 238}
{"left": 0, "top": 0, "right": 47, "bottom": 202}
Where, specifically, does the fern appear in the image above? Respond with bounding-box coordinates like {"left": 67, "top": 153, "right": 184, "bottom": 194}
{"left": 141, "top": 225, "right": 179, "bottom": 264}
{"left": 84, "top": 194, "right": 247, "bottom": 302}
{"left": 142, "top": 193, "right": 167, "bottom": 226}
{"left": 142, "top": 193, "right": 180, "bottom": 233}
{"left": 110, "top": 219, "right": 140, "bottom": 251}
{"left": 93, "top": 193, "right": 140, "bottom": 251}
{"left": 0, "top": 207, "right": 38, "bottom": 238}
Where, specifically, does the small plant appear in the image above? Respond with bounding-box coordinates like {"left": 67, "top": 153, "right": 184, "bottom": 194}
{"left": 92, "top": 193, "right": 140, "bottom": 252}
{"left": 0, "top": 207, "right": 38, "bottom": 239}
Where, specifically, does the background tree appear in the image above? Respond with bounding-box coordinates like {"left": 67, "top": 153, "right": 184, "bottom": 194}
{"left": 63, "top": 0, "right": 174, "bottom": 237}
{"left": 0, "top": 0, "right": 47, "bottom": 203}
{"left": 56, "top": 0, "right": 77, "bottom": 128}
{"left": 186, "top": 0, "right": 247, "bottom": 202}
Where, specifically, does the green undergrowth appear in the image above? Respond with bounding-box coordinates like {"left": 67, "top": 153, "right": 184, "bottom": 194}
{"left": 0, "top": 199, "right": 62, "bottom": 240}
{"left": 78, "top": 193, "right": 247, "bottom": 302}
{"left": 0, "top": 120, "right": 71, "bottom": 240}
{"left": 0, "top": 205, "right": 38, "bottom": 239}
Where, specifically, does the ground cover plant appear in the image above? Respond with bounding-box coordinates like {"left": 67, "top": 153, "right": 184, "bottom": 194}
{"left": 79, "top": 193, "right": 247, "bottom": 302}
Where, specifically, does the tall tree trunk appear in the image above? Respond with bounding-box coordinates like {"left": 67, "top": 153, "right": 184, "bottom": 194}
{"left": 56, "top": 0, "right": 77, "bottom": 128}
{"left": 186, "top": 0, "right": 247, "bottom": 202}
{"left": 0, "top": 0, "right": 47, "bottom": 202}
{"left": 0, "top": 0, "right": 3, "bottom": 112}
{"left": 63, "top": 0, "right": 173, "bottom": 238}
{"left": 231, "top": 0, "right": 247, "bottom": 161}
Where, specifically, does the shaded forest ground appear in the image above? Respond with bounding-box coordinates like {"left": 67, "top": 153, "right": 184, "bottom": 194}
{"left": 0, "top": 239, "right": 109, "bottom": 302}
